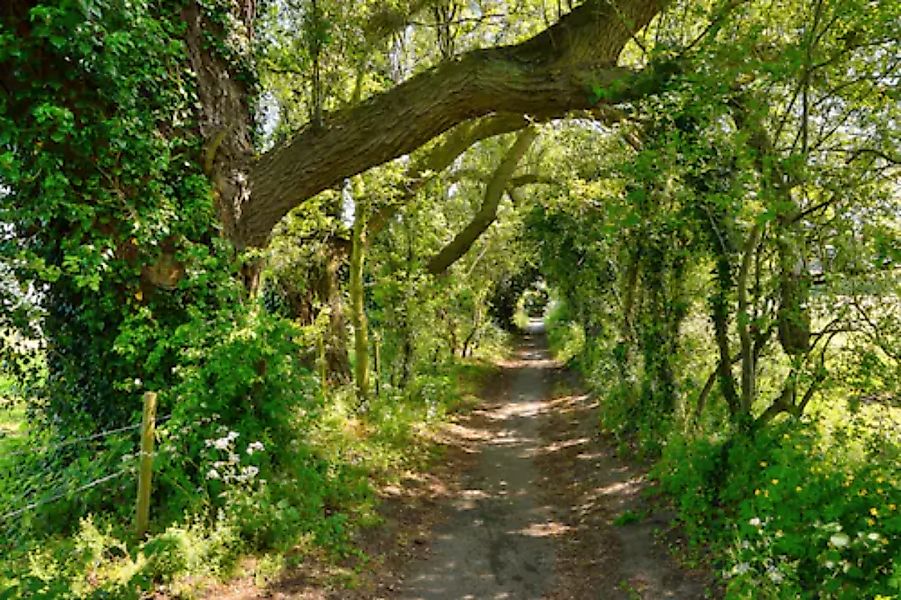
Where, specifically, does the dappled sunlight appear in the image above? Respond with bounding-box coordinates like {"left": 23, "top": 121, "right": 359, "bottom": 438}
{"left": 517, "top": 520, "right": 571, "bottom": 538}
{"left": 528, "top": 436, "right": 590, "bottom": 458}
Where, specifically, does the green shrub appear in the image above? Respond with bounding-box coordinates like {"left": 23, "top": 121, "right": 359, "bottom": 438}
{"left": 656, "top": 417, "right": 901, "bottom": 599}
{"left": 545, "top": 300, "right": 585, "bottom": 365}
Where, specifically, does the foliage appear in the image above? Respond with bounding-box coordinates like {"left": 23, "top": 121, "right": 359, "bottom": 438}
{"left": 656, "top": 412, "right": 900, "bottom": 598}
{"left": 0, "top": 0, "right": 242, "bottom": 433}
{"left": 530, "top": 0, "right": 899, "bottom": 593}
{"left": 0, "top": 0, "right": 898, "bottom": 596}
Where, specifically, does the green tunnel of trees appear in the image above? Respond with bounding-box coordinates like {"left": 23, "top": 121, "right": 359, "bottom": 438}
{"left": 0, "top": 0, "right": 898, "bottom": 597}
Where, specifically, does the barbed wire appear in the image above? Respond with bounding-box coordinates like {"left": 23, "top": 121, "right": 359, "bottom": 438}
{"left": 0, "top": 468, "right": 132, "bottom": 523}
{"left": 0, "top": 413, "right": 174, "bottom": 527}
{"left": 2, "top": 414, "right": 172, "bottom": 460}
{"left": 2, "top": 471, "right": 65, "bottom": 512}
{"left": 1, "top": 451, "right": 139, "bottom": 514}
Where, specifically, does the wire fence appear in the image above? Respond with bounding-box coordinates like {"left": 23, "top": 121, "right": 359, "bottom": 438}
{"left": 0, "top": 406, "right": 172, "bottom": 527}
{"left": 3, "top": 415, "right": 171, "bottom": 460}
{"left": 0, "top": 469, "right": 132, "bottom": 523}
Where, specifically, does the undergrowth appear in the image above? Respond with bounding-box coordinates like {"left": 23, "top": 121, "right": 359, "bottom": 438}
{"left": 0, "top": 313, "right": 495, "bottom": 599}
{"left": 545, "top": 307, "right": 901, "bottom": 599}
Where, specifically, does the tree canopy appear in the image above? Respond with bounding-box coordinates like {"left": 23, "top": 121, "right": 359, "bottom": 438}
{"left": 0, "top": 0, "right": 898, "bottom": 596}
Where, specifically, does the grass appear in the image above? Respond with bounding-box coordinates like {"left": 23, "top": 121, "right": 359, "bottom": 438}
{"left": 0, "top": 402, "right": 26, "bottom": 470}
{"left": 0, "top": 355, "right": 501, "bottom": 598}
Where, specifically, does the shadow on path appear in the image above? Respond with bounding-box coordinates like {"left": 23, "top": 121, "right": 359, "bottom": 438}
{"left": 397, "top": 321, "right": 558, "bottom": 600}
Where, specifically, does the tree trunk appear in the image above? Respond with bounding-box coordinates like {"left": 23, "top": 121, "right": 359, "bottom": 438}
{"left": 321, "top": 247, "right": 352, "bottom": 383}
{"left": 350, "top": 202, "right": 371, "bottom": 404}
{"left": 616, "top": 241, "right": 642, "bottom": 382}
{"left": 710, "top": 252, "right": 741, "bottom": 419}
{"left": 737, "top": 223, "right": 762, "bottom": 414}
{"left": 181, "top": 1, "right": 255, "bottom": 244}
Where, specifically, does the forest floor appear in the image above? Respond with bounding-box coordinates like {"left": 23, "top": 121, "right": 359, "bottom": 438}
{"left": 206, "top": 323, "right": 712, "bottom": 599}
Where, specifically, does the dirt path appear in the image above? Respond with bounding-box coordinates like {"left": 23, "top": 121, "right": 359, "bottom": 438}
{"left": 531, "top": 349, "right": 710, "bottom": 598}
{"left": 395, "top": 325, "right": 558, "bottom": 599}
{"left": 205, "top": 324, "right": 710, "bottom": 599}
{"left": 395, "top": 322, "right": 709, "bottom": 599}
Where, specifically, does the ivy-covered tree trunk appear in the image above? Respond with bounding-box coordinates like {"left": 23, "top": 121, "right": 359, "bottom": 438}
{"left": 615, "top": 240, "right": 641, "bottom": 385}
{"left": 708, "top": 226, "right": 742, "bottom": 420}
{"left": 636, "top": 241, "right": 685, "bottom": 421}
{"left": 775, "top": 221, "right": 811, "bottom": 357}
{"left": 0, "top": 1, "right": 248, "bottom": 431}
{"left": 320, "top": 247, "right": 352, "bottom": 383}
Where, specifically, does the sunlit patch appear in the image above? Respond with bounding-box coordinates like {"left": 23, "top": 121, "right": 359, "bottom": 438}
{"left": 492, "top": 400, "right": 545, "bottom": 419}
{"left": 592, "top": 478, "right": 645, "bottom": 497}
{"left": 577, "top": 451, "right": 606, "bottom": 461}
{"left": 517, "top": 520, "right": 571, "bottom": 537}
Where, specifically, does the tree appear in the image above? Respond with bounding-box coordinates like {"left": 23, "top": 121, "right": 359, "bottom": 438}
{"left": 184, "top": 0, "right": 666, "bottom": 248}
{"left": 0, "top": 0, "right": 667, "bottom": 426}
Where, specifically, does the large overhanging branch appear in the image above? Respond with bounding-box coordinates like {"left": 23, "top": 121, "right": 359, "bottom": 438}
{"left": 368, "top": 113, "right": 531, "bottom": 239}
{"left": 426, "top": 127, "right": 539, "bottom": 275}
{"left": 445, "top": 168, "right": 557, "bottom": 188}
{"left": 236, "top": 0, "right": 664, "bottom": 247}
{"left": 319, "top": 113, "right": 531, "bottom": 262}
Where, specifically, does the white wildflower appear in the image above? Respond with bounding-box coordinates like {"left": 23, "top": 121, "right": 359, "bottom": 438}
{"left": 206, "top": 468, "right": 221, "bottom": 480}
{"left": 240, "top": 466, "right": 259, "bottom": 480}
{"left": 749, "top": 517, "right": 762, "bottom": 527}
{"left": 732, "top": 562, "right": 751, "bottom": 575}
{"left": 867, "top": 532, "right": 880, "bottom": 541}
{"left": 247, "top": 441, "right": 265, "bottom": 455}
{"left": 829, "top": 533, "right": 850, "bottom": 548}
{"left": 767, "top": 568, "right": 784, "bottom": 584}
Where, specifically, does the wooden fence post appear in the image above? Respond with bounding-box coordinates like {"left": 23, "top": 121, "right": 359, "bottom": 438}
{"left": 136, "top": 391, "right": 157, "bottom": 538}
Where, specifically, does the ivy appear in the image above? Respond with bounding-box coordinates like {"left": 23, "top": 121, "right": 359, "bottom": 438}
{"left": 0, "top": 0, "right": 233, "bottom": 430}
